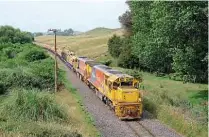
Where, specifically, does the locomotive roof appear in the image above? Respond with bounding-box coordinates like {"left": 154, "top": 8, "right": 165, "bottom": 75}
{"left": 86, "top": 61, "right": 101, "bottom": 67}
{"left": 94, "top": 65, "right": 133, "bottom": 78}
{"left": 78, "top": 57, "right": 93, "bottom": 62}
{"left": 78, "top": 56, "right": 87, "bottom": 58}
{"left": 94, "top": 65, "right": 111, "bottom": 71}
{"left": 106, "top": 69, "right": 123, "bottom": 74}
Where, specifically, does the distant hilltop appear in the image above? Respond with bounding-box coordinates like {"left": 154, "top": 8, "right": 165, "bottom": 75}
{"left": 83, "top": 27, "right": 121, "bottom": 36}
{"left": 34, "top": 27, "right": 122, "bottom": 37}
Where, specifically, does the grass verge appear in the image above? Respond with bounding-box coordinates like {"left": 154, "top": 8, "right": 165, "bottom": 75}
{"left": 59, "top": 69, "right": 100, "bottom": 137}
{"left": 116, "top": 68, "right": 208, "bottom": 137}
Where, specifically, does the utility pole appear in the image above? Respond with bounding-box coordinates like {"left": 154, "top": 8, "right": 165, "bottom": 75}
{"left": 48, "top": 29, "right": 58, "bottom": 93}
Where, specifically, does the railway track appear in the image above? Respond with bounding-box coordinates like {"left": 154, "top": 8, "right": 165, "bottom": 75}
{"left": 37, "top": 43, "right": 183, "bottom": 137}
{"left": 126, "top": 120, "right": 155, "bottom": 137}
{"left": 45, "top": 46, "right": 155, "bottom": 137}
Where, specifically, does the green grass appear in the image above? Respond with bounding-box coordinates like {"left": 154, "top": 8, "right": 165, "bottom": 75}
{"left": 58, "top": 64, "right": 100, "bottom": 137}
{"left": 0, "top": 89, "right": 67, "bottom": 122}
{"left": 116, "top": 68, "right": 208, "bottom": 137}
{"left": 0, "top": 43, "right": 84, "bottom": 137}
{"left": 0, "top": 89, "right": 81, "bottom": 137}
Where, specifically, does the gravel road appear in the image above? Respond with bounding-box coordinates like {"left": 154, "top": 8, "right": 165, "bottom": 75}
{"left": 43, "top": 45, "right": 183, "bottom": 137}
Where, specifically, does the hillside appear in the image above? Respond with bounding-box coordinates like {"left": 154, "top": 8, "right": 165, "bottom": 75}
{"left": 35, "top": 27, "right": 123, "bottom": 58}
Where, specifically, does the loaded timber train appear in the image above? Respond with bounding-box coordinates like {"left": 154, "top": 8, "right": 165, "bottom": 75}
{"left": 44, "top": 45, "right": 143, "bottom": 120}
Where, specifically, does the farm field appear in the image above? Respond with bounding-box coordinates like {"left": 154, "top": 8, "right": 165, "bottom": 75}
{"left": 36, "top": 27, "right": 208, "bottom": 137}
{"left": 35, "top": 27, "right": 123, "bottom": 59}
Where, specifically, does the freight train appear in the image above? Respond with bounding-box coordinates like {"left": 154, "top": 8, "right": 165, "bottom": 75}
{"left": 44, "top": 44, "right": 143, "bottom": 120}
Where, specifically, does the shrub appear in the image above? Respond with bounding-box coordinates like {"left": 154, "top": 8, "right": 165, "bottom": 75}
{"left": 143, "top": 97, "right": 157, "bottom": 117}
{"left": 124, "top": 69, "right": 143, "bottom": 82}
{"left": 107, "top": 35, "right": 122, "bottom": 58}
{"left": 0, "top": 65, "right": 54, "bottom": 92}
{"left": 0, "top": 89, "right": 67, "bottom": 122}
{"left": 24, "top": 50, "right": 47, "bottom": 62}
{"left": 0, "top": 82, "right": 8, "bottom": 95}
{"left": 100, "top": 59, "right": 112, "bottom": 66}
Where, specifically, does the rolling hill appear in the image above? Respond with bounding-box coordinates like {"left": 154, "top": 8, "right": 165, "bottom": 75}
{"left": 35, "top": 27, "right": 123, "bottom": 59}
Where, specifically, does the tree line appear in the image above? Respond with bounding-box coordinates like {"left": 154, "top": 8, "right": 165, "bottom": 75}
{"left": 0, "top": 25, "right": 34, "bottom": 44}
{"left": 108, "top": 1, "right": 208, "bottom": 83}
{"left": 34, "top": 28, "right": 76, "bottom": 37}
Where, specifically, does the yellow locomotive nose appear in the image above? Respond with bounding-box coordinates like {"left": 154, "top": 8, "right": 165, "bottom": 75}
{"left": 114, "top": 87, "right": 143, "bottom": 120}
{"left": 117, "top": 103, "right": 142, "bottom": 120}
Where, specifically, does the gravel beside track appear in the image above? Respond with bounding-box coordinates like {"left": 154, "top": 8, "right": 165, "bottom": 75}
{"left": 43, "top": 45, "right": 183, "bottom": 137}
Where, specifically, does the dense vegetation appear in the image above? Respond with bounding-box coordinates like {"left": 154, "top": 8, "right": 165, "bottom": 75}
{"left": 0, "top": 25, "right": 34, "bottom": 44}
{"left": 0, "top": 26, "right": 81, "bottom": 137}
{"left": 108, "top": 1, "right": 208, "bottom": 137}
{"left": 108, "top": 1, "right": 208, "bottom": 83}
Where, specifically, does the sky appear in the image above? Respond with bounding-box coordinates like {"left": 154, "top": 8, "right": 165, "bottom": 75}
{"left": 0, "top": 0, "right": 129, "bottom": 32}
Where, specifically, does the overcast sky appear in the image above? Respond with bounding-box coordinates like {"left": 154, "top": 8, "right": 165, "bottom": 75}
{"left": 0, "top": 0, "right": 128, "bottom": 32}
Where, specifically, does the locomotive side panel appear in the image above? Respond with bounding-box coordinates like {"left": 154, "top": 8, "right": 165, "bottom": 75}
{"left": 77, "top": 58, "right": 86, "bottom": 77}
{"left": 95, "top": 68, "right": 105, "bottom": 94}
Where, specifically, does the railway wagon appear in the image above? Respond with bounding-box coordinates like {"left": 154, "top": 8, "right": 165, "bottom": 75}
{"left": 41, "top": 44, "right": 143, "bottom": 120}
{"left": 76, "top": 57, "right": 93, "bottom": 81}
{"left": 60, "top": 50, "right": 78, "bottom": 70}
{"left": 85, "top": 61, "right": 101, "bottom": 84}
{"left": 66, "top": 51, "right": 78, "bottom": 71}
{"left": 87, "top": 64, "right": 143, "bottom": 119}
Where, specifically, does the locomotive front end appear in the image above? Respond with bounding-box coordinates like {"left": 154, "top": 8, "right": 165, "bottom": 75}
{"left": 113, "top": 76, "right": 143, "bottom": 120}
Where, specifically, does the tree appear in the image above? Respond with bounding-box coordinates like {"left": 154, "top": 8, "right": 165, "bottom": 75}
{"left": 111, "top": 1, "right": 208, "bottom": 83}
{"left": 118, "top": 38, "right": 139, "bottom": 69}
{"left": 0, "top": 25, "right": 33, "bottom": 44}
{"left": 56, "top": 28, "right": 74, "bottom": 36}
{"left": 107, "top": 35, "right": 122, "bottom": 58}
{"left": 119, "top": 11, "right": 132, "bottom": 36}
{"left": 63, "top": 28, "right": 74, "bottom": 36}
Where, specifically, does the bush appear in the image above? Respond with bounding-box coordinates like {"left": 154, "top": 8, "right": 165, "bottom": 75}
{"left": 143, "top": 97, "right": 157, "bottom": 117}
{"left": 124, "top": 69, "right": 143, "bottom": 82}
{"left": 0, "top": 89, "right": 67, "bottom": 122}
{"left": 24, "top": 50, "right": 47, "bottom": 62}
{"left": 0, "top": 25, "right": 33, "bottom": 44}
{"left": 100, "top": 59, "right": 112, "bottom": 66}
{"left": 0, "top": 82, "right": 7, "bottom": 95}
{"left": 169, "top": 73, "right": 184, "bottom": 81}
{"left": 0, "top": 43, "right": 55, "bottom": 93}
{"left": 107, "top": 35, "right": 122, "bottom": 58}
{"left": 0, "top": 65, "right": 54, "bottom": 92}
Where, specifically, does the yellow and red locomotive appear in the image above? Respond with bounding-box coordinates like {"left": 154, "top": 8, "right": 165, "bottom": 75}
{"left": 44, "top": 45, "right": 143, "bottom": 120}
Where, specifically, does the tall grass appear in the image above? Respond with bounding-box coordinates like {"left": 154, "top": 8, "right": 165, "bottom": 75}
{"left": 0, "top": 89, "right": 67, "bottom": 122}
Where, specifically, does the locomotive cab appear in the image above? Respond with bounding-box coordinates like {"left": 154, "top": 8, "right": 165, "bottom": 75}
{"left": 106, "top": 75, "right": 143, "bottom": 119}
